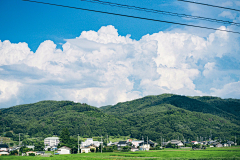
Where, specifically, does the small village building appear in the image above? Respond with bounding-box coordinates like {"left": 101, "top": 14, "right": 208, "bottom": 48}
{"left": 215, "top": 144, "right": 223, "bottom": 147}
{"left": 139, "top": 144, "right": 150, "bottom": 151}
{"left": 44, "top": 137, "right": 60, "bottom": 150}
{"left": 81, "top": 148, "right": 91, "bottom": 153}
{"left": 131, "top": 147, "right": 139, "bottom": 152}
{"left": 169, "top": 140, "right": 184, "bottom": 147}
{"left": 81, "top": 138, "right": 100, "bottom": 148}
{"left": 117, "top": 141, "right": 128, "bottom": 147}
{"left": 223, "top": 143, "right": 228, "bottom": 147}
{"left": 57, "top": 146, "right": 71, "bottom": 154}
{"left": 0, "top": 144, "right": 9, "bottom": 155}
{"left": 191, "top": 141, "right": 198, "bottom": 145}
{"left": 132, "top": 140, "right": 143, "bottom": 147}
{"left": 107, "top": 141, "right": 118, "bottom": 146}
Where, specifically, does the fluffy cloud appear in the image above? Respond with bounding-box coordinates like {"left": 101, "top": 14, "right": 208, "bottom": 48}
{"left": 0, "top": 25, "right": 240, "bottom": 108}
{"left": 211, "top": 81, "right": 240, "bottom": 98}
{"left": 219, "top": 11, "right": 237, "bottom": 19}
{"left": 0, "top": 40, "right": 33, "bottom": 66}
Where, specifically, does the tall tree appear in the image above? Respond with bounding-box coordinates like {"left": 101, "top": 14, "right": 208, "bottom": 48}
{"left": 60, "top": 128, "right": 70, "bottom": 144}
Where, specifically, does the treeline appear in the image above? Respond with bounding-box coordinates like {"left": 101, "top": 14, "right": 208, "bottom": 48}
{"left": 0, "top": 94, "right": 240, "bottom": 142}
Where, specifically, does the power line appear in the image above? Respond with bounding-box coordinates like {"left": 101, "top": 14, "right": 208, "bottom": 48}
{"left": 80, "top": 0, "right": 240, "bottom": 27}
{"left": 178, "top": 0, "right": 240, "bottom": 12}
{"left": 22, "top": 0, "right": 240, "bottom": 34}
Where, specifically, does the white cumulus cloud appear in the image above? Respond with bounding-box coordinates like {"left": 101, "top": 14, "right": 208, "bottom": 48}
{"left": 0, "top": 25, "right": 240, "bottom": 108}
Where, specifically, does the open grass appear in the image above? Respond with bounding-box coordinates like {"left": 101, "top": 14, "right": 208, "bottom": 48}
{"left": 1, "top": 147, "right": 240, "bottom": 160}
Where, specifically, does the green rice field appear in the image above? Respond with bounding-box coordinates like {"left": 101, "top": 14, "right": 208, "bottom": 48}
{"left": 1, "top": 147, "right": 240, "bottom": 160}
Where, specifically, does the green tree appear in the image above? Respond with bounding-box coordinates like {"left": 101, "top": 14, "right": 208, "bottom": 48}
{"left": 5, "top": 131, "right": 13, "bottom": 137}
{"left": 60, "top": 128, "right": 70, "bottom": 144}
{"left": 34, "top": 141, "right": 44, "bottom": 151}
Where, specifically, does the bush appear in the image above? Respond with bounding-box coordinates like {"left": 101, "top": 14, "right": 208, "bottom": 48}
{"left": 10, "top": 150, "right": 18, "bottom": 155}
{"left": 5, "top": 131, "right": 13, "bottom": 137}
{"left": 29, "top": 153, "right": 35, "bottom": 156}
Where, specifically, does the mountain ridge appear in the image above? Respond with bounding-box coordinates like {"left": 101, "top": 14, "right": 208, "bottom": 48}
{"left": 0, "top": 94, "right": 239, "bottom": 142}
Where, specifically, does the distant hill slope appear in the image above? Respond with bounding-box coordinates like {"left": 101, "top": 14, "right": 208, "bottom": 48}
{"left": 100, "top": 94, "right": 240, "bottom": 140}
{"left": 101, "top": 94, "right": 240, "bottom": 123}
{"left": 0, "top": 101, "right": 130, "bottom": 137}
{"left": 1, "top": 94, "right": 240, "bottom": 141}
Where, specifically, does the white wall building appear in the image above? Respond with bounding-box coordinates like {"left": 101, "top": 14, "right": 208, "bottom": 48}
{"left": 81, "top": 148, "right": 91, "bottom": 153}
{"left": 132, "top": 140, "right": 144, "bottom": 147}
{"left": 139, "top": 144, "right": 150, "bottom": 151}
{"left": 81, "top": 138, "right": 100, "bottom": 148}
{"left": 44, "top": 137, "right": 60, "bottom": 147}
{"left": 58, "top": 146, "right": 71, "bottom": 154}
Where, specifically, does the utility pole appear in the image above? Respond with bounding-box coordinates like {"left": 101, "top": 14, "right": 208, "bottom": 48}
{"left": 161, "top": 136, "right": 162, "bottom": 147}
{"left": 101, "top": 135, "right": 102, "bottom": 153}
{"left": 147, "top": 136, "right": 148, "bottom": 151}
{"left": 107, "top": 135, "right": 108, "bottom": 145}
{"left": 78, "top": 134, "right": 79, "bottom": 154}
{"left": 18, "top": 133, "right": 20, "bottom": 156}
{"left": 235, "top": 135, "right": 237, "bottom": 145}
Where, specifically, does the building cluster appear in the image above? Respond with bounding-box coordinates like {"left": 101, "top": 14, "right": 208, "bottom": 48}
{"left": 0, "top": 136, "right": 237, "bottom": 156}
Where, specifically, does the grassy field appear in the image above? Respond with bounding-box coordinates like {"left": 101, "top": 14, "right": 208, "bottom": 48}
{"left": 1, "top": 147, "right": 240, "bottom": 160}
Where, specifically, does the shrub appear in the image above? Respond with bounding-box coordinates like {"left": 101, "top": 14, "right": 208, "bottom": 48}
{"left": 29, "top": 153, "right": 35, "bottom": 156}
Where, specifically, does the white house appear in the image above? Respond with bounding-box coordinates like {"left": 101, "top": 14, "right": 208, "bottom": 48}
{"left": 165, "top": 140, "right": 184, "bottom": 147}
{"left": 0, "top": 144, "right": 9, "bottom": 155}
{"left": 139, "top": 144, "right": 150, "bottom": 151}
{"left": 44, "top": 137, "right": 60, "bottom": 148}
{"left": 191, "top": 141, "right": 198, "bottom": 145}
{"left": 81, "top": 148, "right": 91, "bottom": 153}
{"left": 117, "top": 141, "right": 128, "bottom": 147}
{"left": 57, "top": 146, "right": 71, "bottom": 154}
{"left": 132, "top": 140, "right": 143, "bottom": 147}
{"left": 107, "top": 141, "right": 118, "bottom": 146}
{"left": 81, "top": 138, "right": 100, "bottom": 148}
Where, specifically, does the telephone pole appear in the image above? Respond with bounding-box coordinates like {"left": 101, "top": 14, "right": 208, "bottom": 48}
{"left": 101, "top": 135, "right": 102, "bottom": 153}
{"left": 18, "top": 133, "right": 20, "bottom": 156}
{"left": 78, "top": 134, "right": 79, "bottom": 154}
{"left": 107, "top": 134, "right": 108, "bottom": 145}
{"left": 161, "top": 136, "right": 162, "bottom": 147}
{"left": 147, "top": 136, "right": 148, "bottom": 151}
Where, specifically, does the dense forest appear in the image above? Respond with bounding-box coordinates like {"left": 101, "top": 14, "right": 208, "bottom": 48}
{"left": 0, "top": 94, "right": 240, "bottom": 143}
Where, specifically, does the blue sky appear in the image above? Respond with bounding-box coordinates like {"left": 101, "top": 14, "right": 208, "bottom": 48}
{"left": 0, "top": 0, "right": 240, "bottom": 108}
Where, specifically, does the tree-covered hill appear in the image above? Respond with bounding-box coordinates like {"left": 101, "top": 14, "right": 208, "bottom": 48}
{"left": 100, "top": 94, "right": 240, "bottom": 141}
{"left": 0, "top": 101, "right": 130, "bottom": 137}
{"left": 1, "top": 94, "right": 240, "bottom": 142}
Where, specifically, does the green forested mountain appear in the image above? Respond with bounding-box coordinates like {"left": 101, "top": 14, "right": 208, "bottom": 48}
{"left": 1, "top": 94, "right": 240, "bottom": 142}
{"left": 0, "top": 101, "right": 130, "bottom": 137}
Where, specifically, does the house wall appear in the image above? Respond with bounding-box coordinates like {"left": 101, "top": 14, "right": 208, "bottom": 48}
{"left": 0, "top": 148, "right": 8, "bottom": 151}
{"left": 81, "top": 148, "right": 90, "bottom": 153}
{"left": 58, "top": 149, "right": 70, "bottom": 154}
{"left": 44, "top": 137, "right": 60, "bottom": 147}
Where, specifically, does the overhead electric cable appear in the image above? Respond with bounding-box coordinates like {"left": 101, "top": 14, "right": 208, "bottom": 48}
{"left": 178, "top": 0, "right": 240, "bottom": 12}
{"left": 80, "top": 0, "right": 240, "bottom": 27}
{"left": 22, "top": 0, "right": 240, "bottom": 34}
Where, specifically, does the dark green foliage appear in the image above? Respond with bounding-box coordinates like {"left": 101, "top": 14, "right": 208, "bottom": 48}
{"left": 192, "top": 144, "right": 201, "bottom": 149}
{"left": 9, "top": 150, "right": 18, "bottom": 155}
{"left": 60, "top": 128, "right": 70, "bottom": 144}
{"left": 29, "top": 153, "right": 35, "bottom": 156}
{"left": 20, "top": 146, "right": 32, "bottom": 153}
{"left": 122, "top": 146, "right": 131, "bottom": 152}
{"left": 0, "top": 94, "right": 240, "bottom": 143}
{"left": 5, "top": 131, "right": 13, "bottom": 137}
{"left": 34, "top": 141, "right": 44, "bottom": 151}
